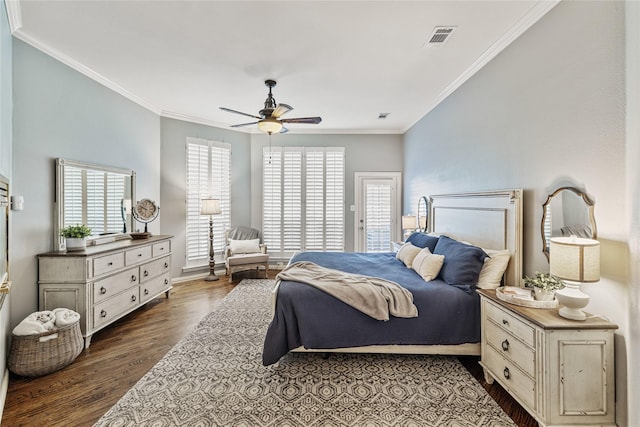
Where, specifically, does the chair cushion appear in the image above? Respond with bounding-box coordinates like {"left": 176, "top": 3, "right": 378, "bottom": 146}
{"left": 226, "top": 253, "right": 269, "bottom": 266}
{"left": 228, "top": 239, "right": 261, "bottom": 254}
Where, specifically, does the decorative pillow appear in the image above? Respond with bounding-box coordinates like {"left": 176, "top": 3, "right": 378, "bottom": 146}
{"left": 477, "top": 249, "right": 511, "bottom": 289}
{"left": 433, "top": 235, "right": 488, "bottom": 286}
{"left": 228, "top": 239, "right": 261, "bottom": 254}
{"left": 411, "top": 248, "right": 445, "bottom": 281}
{"left": 396, "top": 242, "right": 422, "bottom": 268}
{"left": 405, "top": 232, "right": 439, "bottom": 253}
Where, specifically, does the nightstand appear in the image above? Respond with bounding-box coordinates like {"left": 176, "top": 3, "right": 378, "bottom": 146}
{"left": 478, "top": 289, "right": 617, "bottom": 427}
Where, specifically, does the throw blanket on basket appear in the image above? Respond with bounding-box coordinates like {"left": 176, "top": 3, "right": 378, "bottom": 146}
{"left": 12, "top": 308, "right": 80, "bottom": 336}
{"left": 276, "top": 261, "right": 418, "bottom": 321}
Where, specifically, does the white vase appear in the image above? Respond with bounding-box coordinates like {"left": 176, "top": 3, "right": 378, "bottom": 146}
{"left": 534, "top": 287, "right": 555, "bottom": 301}
{"left": 66, "top": 237, "right": 86, "bottom": 251}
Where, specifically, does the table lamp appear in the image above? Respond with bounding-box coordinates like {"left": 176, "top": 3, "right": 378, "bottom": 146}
{"left": 550, "top": 236, "right": 600, "bottom": 321}
{"left": 401, "top": 215, "right": 417, "bottom": 239}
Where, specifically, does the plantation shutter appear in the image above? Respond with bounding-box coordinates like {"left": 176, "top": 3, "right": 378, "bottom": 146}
{"left": 186, "top": 137, "right": 231, "bottom": 266}
{"left": 63, "top": 166, "right": 126, "bottom": 235}
{"left": 263, "top": 146, "right": 345, "bottom": 258}
{"left": 365, "top": 182, "right": 392, "bottom": 252}
{"left": 63, "top": 166, "right": 84, "bottom": 226}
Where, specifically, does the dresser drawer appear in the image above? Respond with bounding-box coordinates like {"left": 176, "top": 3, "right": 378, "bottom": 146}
{"left": 93, "top": 252, "right": 125, "bottom": 277}
{"left": 484, "top": 300, "right": 535, "bottom": 347}
{"left": 152, "top": 241, "right": 171, "bottom": 257}
{"left": 485, "top": 318, "right": 535, "bottom": 377}
{"left": 93, "top": 267, "right": 139, "bottom": 304}
{"left": 140, "top": 273, "right": 171, "bottom": 304}
{"left": 93, "top": 287, "right": 140, "bottom": 329}
{"left": 484, "top": 344, "right": 536, "bottom": 410}
{"left": 125, "top": 245, "right": 152, "bottom": 265}
{"left": 140, "top": 256, "right": 171, "bottom": 283}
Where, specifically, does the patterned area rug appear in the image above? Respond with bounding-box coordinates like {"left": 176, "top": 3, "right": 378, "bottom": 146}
{"left": 95, "top": 279, "right": 515, "bottom": 426}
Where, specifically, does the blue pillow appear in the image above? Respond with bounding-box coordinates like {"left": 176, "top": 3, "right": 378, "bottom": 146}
{"left": 405, "top": 232, "right": 439, "bottom": 253}
{"left": 433, "top": 236, "right": 487, "bottom": 286}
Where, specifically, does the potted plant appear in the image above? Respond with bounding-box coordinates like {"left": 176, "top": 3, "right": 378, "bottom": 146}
{"left": 524, "top": 272, "right": 564, "bottom": 301}
{"left": 60, "top": 224, "right": 92, "bottom": 251}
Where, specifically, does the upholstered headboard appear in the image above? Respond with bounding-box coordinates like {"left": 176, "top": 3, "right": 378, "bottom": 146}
{"left": 429, "top": 189, "right": 523, "bottom": 287}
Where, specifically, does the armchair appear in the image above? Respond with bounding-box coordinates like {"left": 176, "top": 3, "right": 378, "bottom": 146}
{"left": 224, "top": 226, "right": 269, "bottom": 283}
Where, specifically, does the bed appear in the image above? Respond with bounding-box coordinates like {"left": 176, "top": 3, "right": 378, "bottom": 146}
{"left": 263, "top": 189, "right": 523, "bottom": 366}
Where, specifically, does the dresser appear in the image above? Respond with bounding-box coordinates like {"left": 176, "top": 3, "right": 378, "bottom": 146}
{"left": 38, "top": 235, "right": 172, "bottom": 348}
{"left": 478, "top": 289, "right": 617, "bottom": 427}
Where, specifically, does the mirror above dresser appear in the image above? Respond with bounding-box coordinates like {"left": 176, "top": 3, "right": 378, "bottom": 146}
{"left": 541, "top": 186, "right": 596, "bottom": 260}
{"left": 54, "top": 158, "right": 136, "bottom": 251}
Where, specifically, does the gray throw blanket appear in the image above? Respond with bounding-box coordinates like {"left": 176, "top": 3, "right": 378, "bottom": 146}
{"left": 276, "top": 261, "right": 418, "bottom": 321}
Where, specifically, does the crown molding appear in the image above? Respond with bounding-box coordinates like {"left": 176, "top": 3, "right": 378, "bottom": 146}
{"left": 5, "top": 0, "right": 22, "bottom": 33}
{"left": 404, "top": 0, "right": 561, "bottom": 133}
{"left": 160, "top": 111, "right": 241, "bottom": 131}
{"left": 12, "top": 28, "right": 161, "bottom": 115}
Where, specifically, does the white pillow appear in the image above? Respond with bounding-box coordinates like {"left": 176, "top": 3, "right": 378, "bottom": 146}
{"left": 229, "top": 239, "right": 261, "bottom": 254}
{"left": 396, "top": 242, "right": 421, "bottom": 268}
{"left": 411, "top": 248, "right": 445, "bottom": 281}
{"left": 476, "top": 249, "right": 511, "bottom": 289}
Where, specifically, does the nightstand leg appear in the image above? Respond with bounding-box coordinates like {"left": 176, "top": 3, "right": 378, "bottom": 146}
{"left": 482, "top": 367, "right": 495, "bottom": 384}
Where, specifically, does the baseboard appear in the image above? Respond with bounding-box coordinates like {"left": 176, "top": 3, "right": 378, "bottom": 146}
{"left": 0, "top": 368, "right": 8, "bottom": 421}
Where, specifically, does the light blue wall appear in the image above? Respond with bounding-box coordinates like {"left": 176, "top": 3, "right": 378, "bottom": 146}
{"left": 403, "top": 1, "right": 628, "bottom": 424}
{"left": 12, "top": 39, "right": 161, "bottom": 327}
{"left": 160, "top": 117, "right": 252, "bottom": 279}
{"left": 0, "top": 0, "right": 12, "bottom": 406}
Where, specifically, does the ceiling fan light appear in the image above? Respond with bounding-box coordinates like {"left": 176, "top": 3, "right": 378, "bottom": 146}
{"left": 258, "top": 118, "right": 282, "bottom": 134}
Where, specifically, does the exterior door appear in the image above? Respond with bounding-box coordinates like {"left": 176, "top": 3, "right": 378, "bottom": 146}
{"left": 354, "top": 172, "right": 401, "bottom": 252}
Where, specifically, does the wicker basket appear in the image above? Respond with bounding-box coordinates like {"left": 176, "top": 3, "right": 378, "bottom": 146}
{"left": 8, "top": 321, "right": 83, "bottom": 377}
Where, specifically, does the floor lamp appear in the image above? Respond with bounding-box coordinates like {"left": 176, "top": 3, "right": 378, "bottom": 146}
{"left": 201, "top": 198, "right": 221, "bottom": 281}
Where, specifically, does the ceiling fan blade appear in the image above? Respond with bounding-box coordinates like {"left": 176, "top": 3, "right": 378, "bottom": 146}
{"left": 281, "top": 116, "right": 322, "bottom": 124}
{"left": 219, "top": 107, "right": 261, "bottom": 120}
{"left": 272, "top": 103, "right": 293, "bottom": 119}
{"left": 230, "top": 121, "right": 259, "bottom": 128}
{"left": 280, "top": 126, "right": 289, "bottom": 134}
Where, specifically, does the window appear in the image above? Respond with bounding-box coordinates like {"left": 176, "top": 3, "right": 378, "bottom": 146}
{"left": 186, "top": 137, "right": 231, "bottom": 267}
{"left": 263, "top": 146, "right": 345, "bottom": 258}
{"left": 63, "top": 165, "right": 126, "bottom": 235}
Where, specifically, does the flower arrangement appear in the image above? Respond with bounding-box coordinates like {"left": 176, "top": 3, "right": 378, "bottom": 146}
{"left": 60, "top": 224, "right": 92, "bottom": 239}
{"left": 524, "top": 272, "right": 564, "bottom": 291}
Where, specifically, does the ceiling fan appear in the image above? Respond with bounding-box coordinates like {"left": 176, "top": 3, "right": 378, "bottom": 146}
{"left": 220, "top": 79, "right": 322, "bottom": 134}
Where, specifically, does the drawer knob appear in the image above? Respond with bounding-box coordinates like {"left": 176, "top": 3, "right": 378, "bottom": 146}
{"left": 100, "top": 286, "right": 107, "bottom": 295}
{"left": 138, "top": 253, "right": 142, "bottom": 257}
{"left": 164, "top": 262, "right": 168, "bottom": 269}
{"left": 501, "top": 339, "right": 510, "bottom": 352}
{"left": 164, "top": 278, "right": 169, "bottom": 285}
{"left": 502, "top": 319, "right": 509, "bottom": 326}
{"left": 131, "top": 275, "right": 137, "bottom": 282}
{"left": 144, "top": 289, "right": 149, "bottom": 295}
{"left": 131, "top": 295, "right": 137, "bottom": 302}
{"left": 144, "top": 270, "right": 149, "bottom": 277}
{"left": 107, "top": 262, "right": 113, "bottom": 266}
{"left": 100, "top": 309, "right": 107, "bottom": 318}
{"left": 503, "top": 367, "right": 510, "bottom": 380}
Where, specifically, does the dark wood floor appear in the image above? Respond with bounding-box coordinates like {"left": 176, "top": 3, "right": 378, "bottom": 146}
{"left": 2, "top": 273, "right": 537, "bottom": 427}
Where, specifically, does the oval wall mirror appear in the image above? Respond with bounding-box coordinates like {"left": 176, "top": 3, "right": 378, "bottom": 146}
{"left": 541, "top": 186, "right": 596, "bottom": 260}
{"left": 417, "top": 196, "right": 428, "bottom": 232}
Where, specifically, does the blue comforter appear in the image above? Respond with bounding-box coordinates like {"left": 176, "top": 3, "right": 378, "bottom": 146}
{"left": 262, "top": 251, "right": 480, "bottom": 365}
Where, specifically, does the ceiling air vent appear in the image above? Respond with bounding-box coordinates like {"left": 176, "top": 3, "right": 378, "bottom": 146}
{"left": 425, "top": 27, "right": 456, "bottom": 47}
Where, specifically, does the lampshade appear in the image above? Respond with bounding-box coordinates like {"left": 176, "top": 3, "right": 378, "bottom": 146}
{"left": 200, "top": 198, "right": 221, "bottom": 215}
{"left": 257, "top": 118, "right": 282, "bottom": 134}
{"left": 550, "top": 237, "right": 600, "bottom": 283}
{"left": 401, "top": 215, "right": 417, "bottom": 230}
